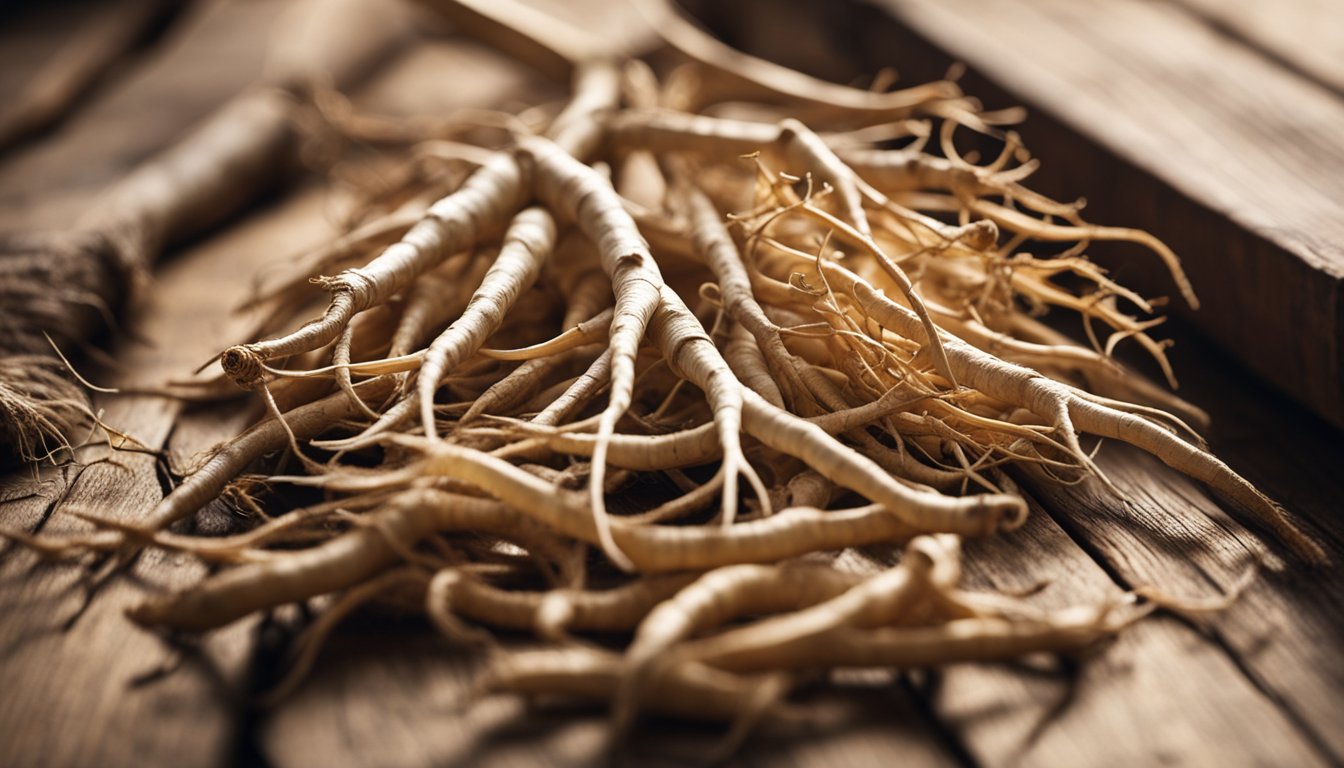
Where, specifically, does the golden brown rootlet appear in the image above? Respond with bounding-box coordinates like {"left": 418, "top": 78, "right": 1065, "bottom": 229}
{"left": 5, "top": 0, "right": 1324, "bottom": 755}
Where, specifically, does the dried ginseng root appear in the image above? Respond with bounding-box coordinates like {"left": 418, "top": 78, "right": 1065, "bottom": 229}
{"left": 4, "top": 0, "right": 1326, "bottom": 760}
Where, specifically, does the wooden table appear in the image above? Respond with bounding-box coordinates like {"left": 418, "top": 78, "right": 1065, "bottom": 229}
{"left": 1, "top": 2, "right": 1341, "bottom": 766}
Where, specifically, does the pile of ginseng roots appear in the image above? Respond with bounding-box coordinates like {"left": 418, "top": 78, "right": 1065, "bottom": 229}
{"left": 9, "top": 3, "right": 1324, "bottom": 751}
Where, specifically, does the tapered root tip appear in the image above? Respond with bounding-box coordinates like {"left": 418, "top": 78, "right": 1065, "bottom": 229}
{"left": 1282, "top": 523, "right": 1328, "bottom": 566}
{"left": 997, "top": 497, "right": 1030, "bottom": 532}
{"left": 966, "top": 495, "right": 1029, "bottom": 536}
{"left": 1241, "top": 493, "right": 1328, "bottom": 566}
{"left": 124, "top": 599, "right": 165, "bottom": 628}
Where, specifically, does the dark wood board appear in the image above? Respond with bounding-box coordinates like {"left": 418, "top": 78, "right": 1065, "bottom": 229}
{"left": 259, "top": 628, "right": 964, "bottom": 768}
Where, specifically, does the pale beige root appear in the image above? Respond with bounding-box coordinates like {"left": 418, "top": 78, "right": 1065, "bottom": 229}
{"left": 752, "top": 232, "right": 1307, "bottom": 557}
{"left": 0, "top": 0, "right": 185, "bottom": 153}
{"left": 1006, "top": 313, "right": 1210, "bottom": 431}
{"left": 148, "top": 377, "right": 396, "bottom": 529}
{"left": 616, "top": 220, "right": 1017, "bottom": 536}
{"left": 128, "top": 493, "right": 393, "bottom": 562}
{"left": 644, "top": 284, "right": 767, "bottom": 531}
{"left": 248, "top": 203, "right": 429, "bottom": 311}
{"left": 629, "top": 561, "right": 867, "bottom": 661}
{"left": 630, "top": 0, "right": 965, "bottom": 122}
{"left": 815, "top": 259, "right": 1322, "bottom": 562}
{"left": 615, "top": 560, "right": 865, "bottom": 729}
{"left": 221, "top": 59, "right": 619, "bottom": 389}
{"left": 530, "top": 348, "right": 612, "bottom": 427}
{"left": 839, "top": 145, "right": 1081, "bottom": 220}
{"left": 965, "top": 198, "right": 1197, "bottom": 311}
{"left": 613, "top": 111, "right": 868, "bottom": 234}
{"left": 388, "top": 252, "right": 490, "bottom": 358}
{"left": 783, "top": 469, "right": 833, "bottom": 509}
{"left": 724, "top": 320, "right": 785, "bottom": 408}
{"left": 23, "top": 376, "right": 398, "bottom": 558}
{"left": 658, "top": 537, "right": 949, "bottom": 679}
{"left": 127, "top": 488, "right": 564, "bottom": 631}
{"left": 299, "top": 205, "right": 559, "bottom": 439}
{"left": 668, "top": 164, "right": 811, "bottom": 409}
{"left": 649, "top": 304, "right": 983, "bottom": 525}
{"left": 425, "top": 570, "right": 697, "bottom": 640}
{"left": 221, "top": 151, "right": 530, "bottom": 386}
{"left": 477, "top": 301, "right": 610, "bottom": 361}
{"left": 463, "top": 243, "right": 613, "bottom": 422}
{"left": 522, "top": 135, "right": 669, "bottom": 570}
{"left": 502, "top": 380, "right": 936, "bottom": 472}
{"left": 385, "top": 436, "right": 925, "bottom": 571}
{"left": 479, "top": 645, "right": 790, "bottom": 724}
{"left": 613, "top": 114, "right": 954, "bottom": 386}
{"left": 740, "top": 390, "right": 1026, "bottom": 536}
{"left": 467, "top": 344, "right": 605, "bottom": 420}
{"left": 699, "top": 600, "right": 1145, "bottom": 673}
{"left": 422, "top": 207, "right": 556, "bottom": 431}
{"left": 546, "top": 61, "right": 623, "bottom": 161}
{"left": 411, "top": 0, "right": 610, "bottom": 82}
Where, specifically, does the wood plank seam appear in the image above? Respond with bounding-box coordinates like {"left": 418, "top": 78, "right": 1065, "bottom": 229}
{"left": 1033, "top": 490, "right": 1336, "bottom": 761}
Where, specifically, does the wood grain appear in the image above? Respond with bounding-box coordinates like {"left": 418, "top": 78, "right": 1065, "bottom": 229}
{"left": 0, "top": 0, "right": 280, "bottom": 230}
{"left": 0, "top": 0, "right": 344, "bottom": 744}
{"left": 1172, "top": 0, "right": 1344, "bottom": 97}
{"left": 0, "top": 184, "right": 341, "bottom": 767}
{"left": 260, "top": 627, "right": 962, "bottom": 768}
{"left": 919, "top": 505, "right": 1329, "bottom": 767}
{"left": 1023, "top": 327, "right": 1344, "bottom": 763}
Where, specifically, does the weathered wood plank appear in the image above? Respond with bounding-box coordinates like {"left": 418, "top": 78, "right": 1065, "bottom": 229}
{"left": 929, "top": 498, "right": 1329, "bottom": 767}
{"left": 0, "top": 402, "right": 253, "bottom": 768}
{"left": 1023, "top": 328, "right": 1344, "bottom": 763}
{"left": 0, "top": 0, "right": 280, "bottom": 230}
{"left": 0, "top": 181, "right": 340, "bottom": 768}
{"left": 835, "top": 0, "right": 1344, "bottom": 427}
{"left": 1172, "top": 0, "right": 1344, "bottom": 96}
{"left": 260, "top": 627, "right": 962, "bottom": 768}
{"left": 254, "top": 462, "right": 1332, "bottom": 767}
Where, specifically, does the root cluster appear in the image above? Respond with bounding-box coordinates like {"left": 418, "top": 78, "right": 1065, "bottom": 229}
{"left": 5, "top": 0, "right": 1323, "bottom": 754}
